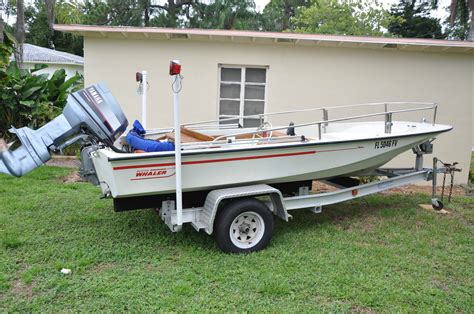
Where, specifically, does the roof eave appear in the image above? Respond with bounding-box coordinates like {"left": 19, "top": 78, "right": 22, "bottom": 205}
{"left": 53, "top": 24, "right": 474, "bottom": 54}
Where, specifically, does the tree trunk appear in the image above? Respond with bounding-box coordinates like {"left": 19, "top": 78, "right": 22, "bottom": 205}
{"left": 449, "top": 0, "right": 458, "bottom": 25}
{"left": 46, "top": 0, "right": 56, "bottom": 30}
{"left": 14, "top": 0, "right": 25, "bottom": 66}
{"left": 469, "top": 0, "right": 474, "bottom": 40}
{"left": 143, "top": 0, "right": 150, "bottom": 26}
{"left": 282, "top": 0, "right": 291, "bottom": 30}
{"left": 144, "top": 7, "right": 150, "bottom": 26}
{"left": 168, "top": 0, "right": 178, "bottom": 28}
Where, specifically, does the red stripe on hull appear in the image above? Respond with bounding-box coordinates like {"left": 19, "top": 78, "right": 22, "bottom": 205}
{"left": 112, "top": 146, "right": 364, "bottom": 171}
{"left": 113, "top": 150, "right": 316, "bottom": 170}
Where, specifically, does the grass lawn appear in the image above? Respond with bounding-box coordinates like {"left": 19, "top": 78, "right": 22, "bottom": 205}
{"left": 1, "top": 166, "right": 473, "bottom": 311}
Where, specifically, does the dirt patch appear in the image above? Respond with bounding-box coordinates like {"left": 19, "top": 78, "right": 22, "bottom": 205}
{"left": 62, "top": 171, "right": 85, "bottom": 183}
{"left": 10, "top": 279, "right": 33, "bottom": 300}
{"left": 90, "top": 263, "right": 114, "bottom": 273}
{"left": 382, "top": 184, "right": 466, "bottom": 196}
{"left": 418, "top": 204, "right": 451, "bottom": 214}
{"left": 432, "top": 279, "right": 450, "bottom": 292}
{"left": 9, "top": 261, "right": 33, "bottom": 300}
{"left": 312, "top": 180, "right": 467, "bottom": 196}
{"left": 335, "top": 214, "right": 379, "bottom": 232}
{"left": 312, "top": 181, "right": 338, "bottom": 193}
{"left": 46, "top": 156, "right": 80, "bottom": 169}
{"left": 145, "top": 264, "right": 161, "bottom": 272}
{"left": 359, "top": 216, "right": 378, "bottom": 232}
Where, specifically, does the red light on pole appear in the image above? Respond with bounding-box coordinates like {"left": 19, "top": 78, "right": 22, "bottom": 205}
{"left": 169, "top": 60, "right": 181, "bottom": 76}
{"left": 135, "top": 72, "right": 142, "bottom": 82}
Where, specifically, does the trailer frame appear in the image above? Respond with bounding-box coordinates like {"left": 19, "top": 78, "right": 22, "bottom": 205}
{"left": 158, "top": 154, "right": 446, "bottom": 252}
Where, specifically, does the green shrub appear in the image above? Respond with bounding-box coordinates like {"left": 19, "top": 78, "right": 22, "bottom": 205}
{"left": 0, "top": 31, "right": 83, "bottom": 142}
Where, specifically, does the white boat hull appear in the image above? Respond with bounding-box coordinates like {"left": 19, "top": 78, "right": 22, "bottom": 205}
{"left": 92, "top": 124, "right": 450, "bottom": 198}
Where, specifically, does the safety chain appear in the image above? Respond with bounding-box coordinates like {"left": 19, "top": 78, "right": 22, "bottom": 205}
{"left": 438, "top": 160, "right": 461, "bottom": 203}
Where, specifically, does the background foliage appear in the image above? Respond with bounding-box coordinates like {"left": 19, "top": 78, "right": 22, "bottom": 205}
{"left": 388, "top": 1, "right": 446, "bottom": 39}
{"left": 0, "top": 30, "right": 83, "bottom": 142}
{"left": 2, "top": 0, "right": 471, "bottom": 58}
{"left": 293, "top": 0, "right": 390, "bottom": 36}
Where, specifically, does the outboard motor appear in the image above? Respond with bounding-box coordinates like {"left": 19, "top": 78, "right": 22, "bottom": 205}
{"left": 0, "top": 83, "right": 128, "bottom": 177}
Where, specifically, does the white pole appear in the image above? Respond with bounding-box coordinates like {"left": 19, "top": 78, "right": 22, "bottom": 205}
{"left": 141, "top": 70, "right": 147, "bottom": 129}
{"left": 171, "top": 62, "right": 183, "bottom": 229}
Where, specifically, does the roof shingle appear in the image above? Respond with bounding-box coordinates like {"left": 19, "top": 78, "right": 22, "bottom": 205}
{"left": 12, "top": 44, "right": 84, "bottom": 65}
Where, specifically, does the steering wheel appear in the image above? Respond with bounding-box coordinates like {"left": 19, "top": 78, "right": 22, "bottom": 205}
{"left": 253, "top": 122, "right": 273, "bottom": 139}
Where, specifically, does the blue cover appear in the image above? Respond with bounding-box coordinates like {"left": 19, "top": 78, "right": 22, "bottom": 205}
{"left": 126, "top": 120, "right": 175, "bottom": 152}
{"left": 132, "top": 120, "right": 146, "bottom": 135}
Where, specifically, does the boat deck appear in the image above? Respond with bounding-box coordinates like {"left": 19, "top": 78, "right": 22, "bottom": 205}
{"left": 115, "top": 121, "right": 452, "bottom": 159}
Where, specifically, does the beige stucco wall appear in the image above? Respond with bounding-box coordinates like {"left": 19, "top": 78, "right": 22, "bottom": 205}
{"left": 23, "top": 62, "right": 83, "bottom": 79}
{"left": 84, "top": 37, "right": 473, "bottom": 183}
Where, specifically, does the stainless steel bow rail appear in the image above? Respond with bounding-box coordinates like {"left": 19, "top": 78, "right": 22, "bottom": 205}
{"left": 141, "top": 102, "right": 438, "bottom": 151}
{"left": 212, "top": 102, "right": 438, "bottom": 142}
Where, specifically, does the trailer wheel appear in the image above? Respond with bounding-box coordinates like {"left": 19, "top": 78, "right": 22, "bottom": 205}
{"left": 215, "top": 198, "right": 273, "bottom": 253}
{"left": 432, "top": 199, "right": 444, "bottom": 210}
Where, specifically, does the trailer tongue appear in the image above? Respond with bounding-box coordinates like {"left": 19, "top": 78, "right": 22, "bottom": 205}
{"left": 0, "top": 84, "right": 127, "bottom": 177}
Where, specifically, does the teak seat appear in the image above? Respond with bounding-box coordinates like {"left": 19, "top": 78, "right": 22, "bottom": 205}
{"left": 159, "top": 127, "right": 215, "bottom": 143}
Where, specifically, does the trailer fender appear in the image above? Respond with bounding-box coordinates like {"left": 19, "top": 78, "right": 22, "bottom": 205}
{"left": 201, "top": 184, "right": 289, "bottom": 235}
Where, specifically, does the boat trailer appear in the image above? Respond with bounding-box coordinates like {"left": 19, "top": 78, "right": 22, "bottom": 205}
{"left": 158, "top": 150, "right": 453, "bottom": 253}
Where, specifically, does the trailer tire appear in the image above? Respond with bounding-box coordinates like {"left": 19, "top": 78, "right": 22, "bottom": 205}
{"left": 432, "top": 200, "right": 444, "bottom": 210}
{"left": 215, "top": 198, "right": 273, "bottom": 253}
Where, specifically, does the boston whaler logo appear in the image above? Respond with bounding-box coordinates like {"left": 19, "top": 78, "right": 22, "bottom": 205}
{"left": 132, "top": 167, "right": 175, "bottom": 180}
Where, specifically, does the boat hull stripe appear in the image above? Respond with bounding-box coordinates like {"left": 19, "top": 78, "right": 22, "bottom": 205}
{"left": 112, "top": 146, "right": 363, "bottom": 171}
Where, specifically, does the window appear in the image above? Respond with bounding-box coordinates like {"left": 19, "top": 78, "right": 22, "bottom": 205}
{"left": 218, "top": 65, "right": 267, "bottom": 128}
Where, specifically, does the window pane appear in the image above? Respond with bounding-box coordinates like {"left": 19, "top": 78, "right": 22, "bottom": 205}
{"left": 221, "top": 68, "right": 241, "bottom": 82}
{"left": 220, "top": 84, "right": 241, "bottom": 99}
{"left": 245, "top": 68, "right": 266, "bottom": 83}
{"left": 245, "top": 85, "right": 265, "bottom": 100}
{"left": 244, "top": 101, "right": 264, "bottom": 116}
{"left": 219, "top": 100, "right": 240, "bottom": 116}
{"left": 244, "top": 118, "right": 261, "bottom": 128}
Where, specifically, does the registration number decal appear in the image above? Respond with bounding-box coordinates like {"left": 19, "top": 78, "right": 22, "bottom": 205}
{"left": 374, "top": 140, "right": 398, "bottom": 149}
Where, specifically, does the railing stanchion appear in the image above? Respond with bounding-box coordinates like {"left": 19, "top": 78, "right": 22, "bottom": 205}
{"left": 322, "top": 108, "right": 328, "bottom": 133}
{"left": 385, "top": 112, "right": 393, "bottom": 134}
{"left": 318, "top": 123, "right": 322, "bottom": 140}
{"left": 433, "top": 104, "right": 437, "bottom": 126}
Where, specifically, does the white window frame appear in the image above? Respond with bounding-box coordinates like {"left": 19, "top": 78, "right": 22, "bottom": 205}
{"left": 217, "top": 64, "right": 268, "bottom": 127}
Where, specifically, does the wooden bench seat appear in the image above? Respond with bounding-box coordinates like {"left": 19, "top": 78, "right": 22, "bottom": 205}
{"left": 158, "top": 127, "right": 215, "bottom": 143}
{"left": 158, "top": 127, "right": 287, "bottom": 144}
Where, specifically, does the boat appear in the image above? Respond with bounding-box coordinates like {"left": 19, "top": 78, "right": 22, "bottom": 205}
{"left": 0, "top": 80, "right": 454, "bottom": 253}
{"left": 98, "top": 118, "right": 451, "bottom": 200}
{"left": 0, "top": 83, "right": 452, "bottom": 201}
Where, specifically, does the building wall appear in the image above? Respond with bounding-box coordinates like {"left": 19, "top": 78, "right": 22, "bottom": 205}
{"left": 23, "top": 62, "right": 83, "bottom": 79}
{"left": 84, "top": 37, "right": 473, "bottom": 183}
